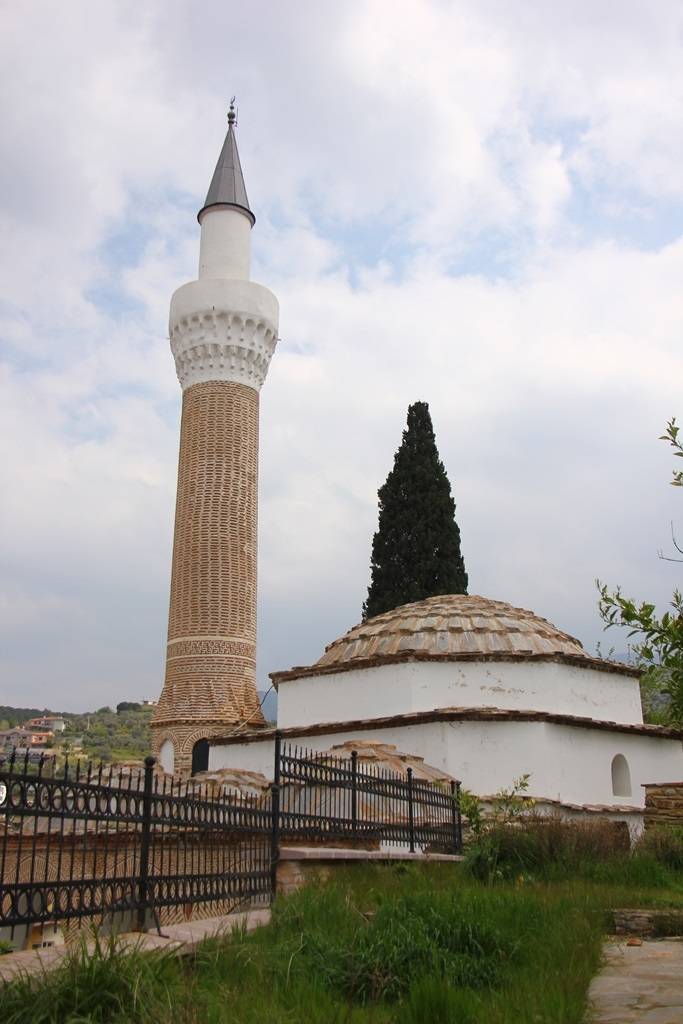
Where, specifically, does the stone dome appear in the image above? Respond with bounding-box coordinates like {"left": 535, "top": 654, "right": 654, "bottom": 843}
{"left": 315, "top": 594, "right": 585, "bottom": 670}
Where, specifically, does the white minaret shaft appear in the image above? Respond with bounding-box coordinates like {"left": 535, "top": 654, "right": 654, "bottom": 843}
{"left": 152, "top": 103, "right": 279, "bottom": 775}
{"left": 199, "top": 208, "right": 251, "bottom": 280}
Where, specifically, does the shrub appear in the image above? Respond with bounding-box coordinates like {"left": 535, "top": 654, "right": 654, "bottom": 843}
{"left": 466, "top": 816, "right": 634, "bottom": 882}
{"left": 638, "top": 825, "right": 683, "bottom": 870}
{"left": 502, "top": 817, "right": 628, "bottom": 868}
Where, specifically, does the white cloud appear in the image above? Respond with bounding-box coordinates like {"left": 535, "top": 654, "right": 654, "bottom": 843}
{"left": 1, "top": 1, "right": 683, "bottom": 709}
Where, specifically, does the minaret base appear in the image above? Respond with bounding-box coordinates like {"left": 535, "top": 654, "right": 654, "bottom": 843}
{"left": 151, "top": 718, "right": 267, "bottom": 776}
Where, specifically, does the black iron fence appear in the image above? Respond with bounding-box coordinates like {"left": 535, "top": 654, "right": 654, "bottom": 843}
{"left": 276, "top": 736, "right": 462, "bottom": 855}
{"left": 0, "top": 752, "right": 270, "bottom": 940}
{"left": 1, "top": 737, "right": 461, "bottom": 942}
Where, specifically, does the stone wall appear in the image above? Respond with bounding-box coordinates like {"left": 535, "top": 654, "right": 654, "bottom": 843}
{"left": 275, "top": 847, "right": 462, "bottom": 897}
{"left": 643, "top": 781, "right": 683, "bottom": 827}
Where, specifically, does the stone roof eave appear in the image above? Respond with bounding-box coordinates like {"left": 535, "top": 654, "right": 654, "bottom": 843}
{"left": 270, "top": 650, "right": 641, "bottom": 687}
{"left": 209, "top": 705, "right": 683, "bottom": 746}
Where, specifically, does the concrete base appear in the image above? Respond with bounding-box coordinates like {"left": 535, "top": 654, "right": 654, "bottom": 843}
{"left": 0, "top": 908, "right": 271, "bottom": 986}
{"left": 587, "top": 940, "right": 683, "bottom": 1023}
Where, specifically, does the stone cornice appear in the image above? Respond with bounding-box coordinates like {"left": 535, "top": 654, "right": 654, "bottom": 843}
{"left": 271, "top": 650, "right": 641, "bottom": 685}
{"left": 170, "top": 307, "right": 277, "bottom": 391}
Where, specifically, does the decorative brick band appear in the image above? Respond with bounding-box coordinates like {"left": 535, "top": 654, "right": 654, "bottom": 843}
{"left": 163, "top": 656, "right": 256, "bottom": 681}
{"left": 167, "top": 638, "right": 255, "bottom": 659}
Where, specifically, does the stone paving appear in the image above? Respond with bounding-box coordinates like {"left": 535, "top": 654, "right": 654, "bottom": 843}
{"left": 0, "top": 908, "right": 271, "bottom": 986}
{"left": 587, "top": 939, "right": 683, "bottom": 1023}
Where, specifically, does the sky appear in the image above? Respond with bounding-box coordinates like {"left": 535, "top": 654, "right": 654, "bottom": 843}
{"left": 1, "top": 0, "right": 683, "bottom": 712}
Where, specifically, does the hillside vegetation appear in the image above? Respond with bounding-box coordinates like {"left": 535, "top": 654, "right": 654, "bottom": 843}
{"left": 2, "top": 692, "right": 275, "bottom": 764}
{"left": 0, "top": 705, "right": 155, "bottom": 764}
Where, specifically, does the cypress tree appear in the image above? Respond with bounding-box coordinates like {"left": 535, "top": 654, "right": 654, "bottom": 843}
{"left": 363, "top": 401, "right": 468, "bottom": 620}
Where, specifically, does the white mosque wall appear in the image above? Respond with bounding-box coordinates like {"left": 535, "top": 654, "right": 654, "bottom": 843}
{"left": 276, "top": 660, "right": 643, "bottom": 730}
{"left": 159, "top": 738, "right": 175, "bottom": 775}
{"left": 209, "top": 718, "right": 682, "bottom": 811}
{"left": 209, "top": 737, "right": 275, "bottom": 778}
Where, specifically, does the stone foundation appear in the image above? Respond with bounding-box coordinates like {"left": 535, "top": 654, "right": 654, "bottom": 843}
{"left": 612, "top": 908, "right": 683, "bottom": 937}
{"left": 275, "top": 846, "right": 463, "bottom": 897}
{"left": 643, "top": 781, "right": 683, "bottom": 828}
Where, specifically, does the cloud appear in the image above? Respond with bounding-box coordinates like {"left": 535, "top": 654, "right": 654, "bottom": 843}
{"left": 1, "top": 1, "right": 683, "bottom": 709}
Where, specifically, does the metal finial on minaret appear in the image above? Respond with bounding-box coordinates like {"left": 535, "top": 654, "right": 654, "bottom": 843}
{"left": 197, "top": 98, "right": 253, "bottom": 225}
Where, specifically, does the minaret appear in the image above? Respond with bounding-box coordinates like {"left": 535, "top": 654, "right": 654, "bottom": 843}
{"left": 152, "top": 103, "right": 279, "bottom": 775}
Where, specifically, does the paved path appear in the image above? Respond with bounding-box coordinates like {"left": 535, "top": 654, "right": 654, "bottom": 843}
{"left": 0, "top": 908, "right": 271, "bottom": 986}
{"left": 587, "top": 939, "right": 683, "bottom": 1023}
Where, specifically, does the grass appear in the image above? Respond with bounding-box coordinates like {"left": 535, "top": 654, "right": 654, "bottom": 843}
{"left": 466, "top": 817, "right": 683, "bottom": 889}
{"left": 1, "top": 859, "right": 681, "bottom": 1024}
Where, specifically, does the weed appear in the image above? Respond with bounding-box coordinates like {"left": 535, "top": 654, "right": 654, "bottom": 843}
{"left": 638, "top": 825, "right": 683, "bottom": 870}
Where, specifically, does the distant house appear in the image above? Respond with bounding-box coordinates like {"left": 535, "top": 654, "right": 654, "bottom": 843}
{"left": 0, "top": 727, "right": 53, "bottom": 752}
{"left": 26, "top": 715, "right": 66, "bottom": 733}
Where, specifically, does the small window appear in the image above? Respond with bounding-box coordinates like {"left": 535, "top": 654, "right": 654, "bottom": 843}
{"left": 611, "top": 754, "right": 631, "bottom": 797}
{"left": 191, "top": 738, "right": 209, "bottom": 776}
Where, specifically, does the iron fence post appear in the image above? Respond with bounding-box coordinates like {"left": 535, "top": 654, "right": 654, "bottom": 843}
{"left": 450, "top": 780, "right": 459, "bottom": 854}
{"left": 351, "top": 750, "right": 358, "bottom": 840}
{"left": 136, "top": 755, "right": 156, "bottom": 932}
{"left": 271, "top": 731, "right": 282, "bottom": 898}
{"left": 407, "top": 767, "right": 415, "bottom": 853}
{"left": 455, "top": 781, "right": 462, "bottom": 853}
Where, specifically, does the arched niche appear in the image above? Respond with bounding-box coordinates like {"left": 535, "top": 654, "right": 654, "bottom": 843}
{"left": 159, "top": 738, "right": 175, "bottom": 775}
{"left": 191, "top": 738, "right": 210, "bottom": 776}
{"left": 611, "top": 753, "right": 631, "bottom": 797}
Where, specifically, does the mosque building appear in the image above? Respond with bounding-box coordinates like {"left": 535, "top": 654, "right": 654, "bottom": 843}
{"left": 153, "top": 111, "right": 683, "bottom": 827}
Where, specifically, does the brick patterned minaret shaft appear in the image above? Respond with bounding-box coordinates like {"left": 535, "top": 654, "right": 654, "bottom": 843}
{"left": 152, "top": 106, "right": 279, "bottom": 774}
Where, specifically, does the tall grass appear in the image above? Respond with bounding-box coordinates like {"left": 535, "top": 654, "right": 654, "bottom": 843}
{"left": 0, "top": 933, "right": 181, "bottom": 1024}
{"left": 638, "top": 825, "right": 683, "bottom": 870}
{"left": 465, "top": 816, "right": 683, "bottom": 889}
{"left": 1, "top": 859, "right": 681, "bottom": 1024}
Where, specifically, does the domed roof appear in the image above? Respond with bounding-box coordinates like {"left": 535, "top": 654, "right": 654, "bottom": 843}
{"left": 314, "top": 594, "right": 585, "bottom": 670}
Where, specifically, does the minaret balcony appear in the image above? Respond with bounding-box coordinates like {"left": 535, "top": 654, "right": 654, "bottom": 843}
{"left": 169, "top": 278, "right": 278, "bottom": 391}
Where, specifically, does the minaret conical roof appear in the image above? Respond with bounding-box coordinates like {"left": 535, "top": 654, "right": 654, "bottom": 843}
{"left": 197, "top": 102, "right": 255, "bottom": 225}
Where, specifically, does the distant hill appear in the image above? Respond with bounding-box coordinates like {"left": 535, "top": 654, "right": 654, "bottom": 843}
{"left": 0, "top": 706, "right": 70, "bottom": 728}
{"left": 2, "top": 691, "right": 278, "bottom": 764}
{"left": 259, "top": 689, "right": 277, "bottom": 723}
{"left": 0, "top": 705, "right": 154, "bottom": 764}
{"left": 63, "top": 706, "right": 156, "bottom": 763}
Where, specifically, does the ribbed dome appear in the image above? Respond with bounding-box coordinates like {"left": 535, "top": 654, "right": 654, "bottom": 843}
{"left": 315, "top": 594, "right": 585, "bottom": 670}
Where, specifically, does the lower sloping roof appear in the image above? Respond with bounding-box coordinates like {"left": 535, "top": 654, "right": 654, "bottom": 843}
{"left": 211, "top": 705, "right": 683, "bottom": 745}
